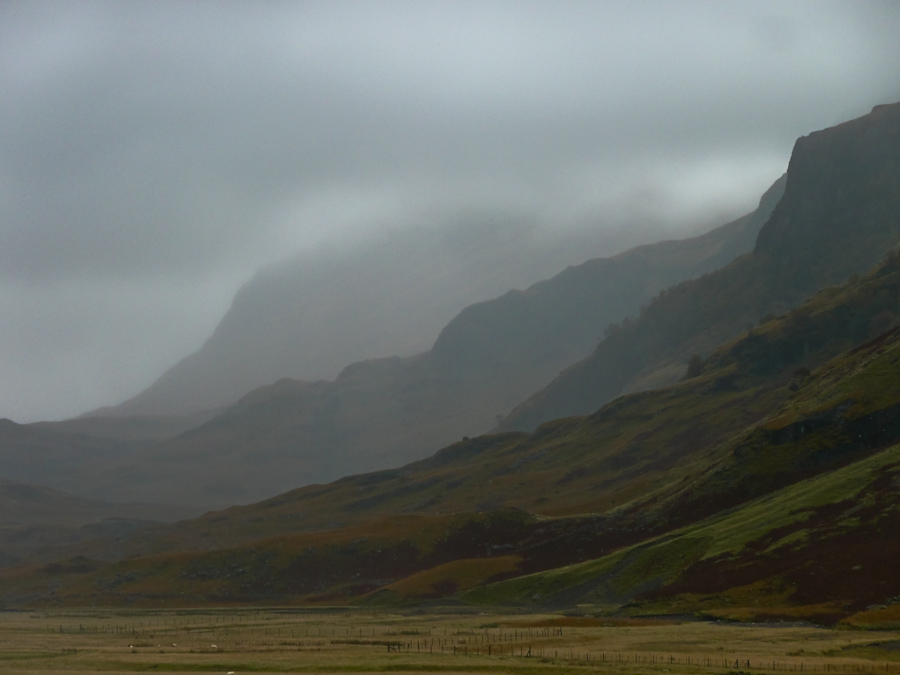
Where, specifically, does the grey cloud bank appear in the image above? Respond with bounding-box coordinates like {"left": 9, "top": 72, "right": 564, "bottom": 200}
{"left": 1, "top": 1, "right": 899, "bottom": 422}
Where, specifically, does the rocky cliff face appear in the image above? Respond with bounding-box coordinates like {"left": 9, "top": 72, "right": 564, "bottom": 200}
{"left": 756, "top": 102, "right": 900, "bottom": 285}
{"left": 501, "top": 102, "right": 900, "bottom": 432}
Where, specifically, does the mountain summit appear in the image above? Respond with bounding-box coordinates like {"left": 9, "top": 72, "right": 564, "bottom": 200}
{"left": 501, "top": 102, "right": 900, "bottom": 431}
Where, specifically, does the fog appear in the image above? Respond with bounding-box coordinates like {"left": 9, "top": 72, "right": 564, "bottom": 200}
{"left": 1, "top": 1, "right": 899, "bottom": 421}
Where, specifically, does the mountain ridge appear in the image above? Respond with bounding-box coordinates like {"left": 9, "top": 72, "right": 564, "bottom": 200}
{"left": 501, "top": 102, "right": 900, "bottom": 432}
{"left": 3, "top": 181, "right": 783, "bottom": 507}
{"left": 106, "top": 216, "right": 749, "bottom": 419}
{"left": 2, "top": 104, "right": 900, "bottom": 620}
{"left": 6, "top": 244, "right": 900, "bottom": 616}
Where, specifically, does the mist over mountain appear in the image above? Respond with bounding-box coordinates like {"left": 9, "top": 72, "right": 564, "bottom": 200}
{"left": 7, "top": 102, "right": 896, "bottom": 510}
{"left": 429, "top": 176, "right": 785, "bottom": 374}
{"left": 104, "top": 211, "right": 738, "bottom": 418}
{"left": 31, "top": 180, "right": 782, "bottom": 507}
{"left": 6, "top": 102, "right": 900, "bottom": 621}
{"left": 15, "top": 228, "right": 900, "bottom": 616}
{"left": 502, "top": 102, "right": 900, "bottom": 431}
{"left": 4, "top": 2, "right": 898, "bottom": 423}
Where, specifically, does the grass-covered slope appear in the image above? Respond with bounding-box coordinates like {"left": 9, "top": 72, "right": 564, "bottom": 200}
{"left": 5, "top": 249, "right": 900, "bottom": 617}
{"left": 464, "top": 267, "right": 900, "bottom": 620}
{"left": 502, "top": 102, "right": 900, "bottom": 432}
{"left": 108, "top": 249, "right": 900, "bottom": 556}
{"left": 464, "top": 437, "right": 900, "bottom": 624}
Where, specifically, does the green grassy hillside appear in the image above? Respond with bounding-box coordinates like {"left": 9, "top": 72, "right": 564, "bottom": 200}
{"left": 6, "top": 248, "right": 900, "bottom": 621}
{"left": 464, "top": 437, "right": 900, "bottom": 624}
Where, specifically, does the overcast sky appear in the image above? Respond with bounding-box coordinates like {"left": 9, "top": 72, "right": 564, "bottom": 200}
{"left": 1, "top": 1, "right": 899, "bottom": 423}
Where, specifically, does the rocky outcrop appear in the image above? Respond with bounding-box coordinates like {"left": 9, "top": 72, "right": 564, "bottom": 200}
{"left": 756, "top": 103, "right": 900, "bottom": 275}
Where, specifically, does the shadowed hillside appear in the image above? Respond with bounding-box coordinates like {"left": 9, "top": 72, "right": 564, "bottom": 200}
{"left": 107, "top": 211, "right": 765, "bottom": 419}
{"left": 0, "top": 411, "right": 216, "bottom": 504}
{"left": 0, "top": 478, "right": 197, "bottom": 568}
{"left": 113, "top": 250, "right": 900, "bottom": 546}
{"left": 15, "top": 183, "right": 783, "bottom": 508}
{"left": 501, "top": 102, "right": 900, "bottom": 432}
{"left": 7, "top": 104, "right": 900, "bottom": 620}
{"left": 8, "top": 248, "right": 900, "bottom": 618}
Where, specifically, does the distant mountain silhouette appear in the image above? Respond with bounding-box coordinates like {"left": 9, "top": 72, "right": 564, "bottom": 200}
{"left": 102, "top": 218, "right": 703, "bottom": 418}
{"left": 429, "top": 175, "right": 785, "bottom": 375}
{"left": 10, "top": 104, "right": 900, "bottom": 621}
{"left": 0, "top": 470, "right": 196, "bottom": 567}
{"left": 46, "top": 177, "right": 782, "bottom": 507}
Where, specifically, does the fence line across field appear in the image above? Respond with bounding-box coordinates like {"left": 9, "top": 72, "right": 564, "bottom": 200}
{"left": 14, "top": 613, "right": 900, "bottom": 674}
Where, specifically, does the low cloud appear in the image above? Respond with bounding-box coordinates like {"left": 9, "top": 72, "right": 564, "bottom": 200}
{"left": 1, "top": 1, "right": 898, "bottom": 421}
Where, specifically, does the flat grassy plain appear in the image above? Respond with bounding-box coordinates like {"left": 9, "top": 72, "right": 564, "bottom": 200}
{"left": 1, "top": 608, "right": 900, "bottom": 674}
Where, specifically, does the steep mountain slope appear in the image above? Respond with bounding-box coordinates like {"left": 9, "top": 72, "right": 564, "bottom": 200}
{"left": 4, "top": 106, "right": 900, "bottom": 617}
{"left": 107, "top": 223, "right": 577, "bottom": 417}
{"left": 108, "top": 250, "right": 900, "bottom": 549}
{"left": 428, "top": 178, "right": 783, "bottom": 374}
{"left": 38, "top": 186, "right": 783, "bottom": 507}
{"left": 108, "top": 213, "right": 761, "bottom": 419}
{"left": 11, "top": 249, "right": 900, "bottom": 613}
{"left": 466, "top": 312, "right": 900, "bottom": 619}
{"left": 502, "top": 102, "right": 900, "bottom": 432}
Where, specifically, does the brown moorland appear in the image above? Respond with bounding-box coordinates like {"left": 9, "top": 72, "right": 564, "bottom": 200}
{"left": 3, "top": 250, "right": 900, "bottom": 621}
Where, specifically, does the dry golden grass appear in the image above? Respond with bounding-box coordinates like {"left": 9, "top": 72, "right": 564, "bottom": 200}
{"left": 0, "top": 608, "right": 899, "bottom": 674}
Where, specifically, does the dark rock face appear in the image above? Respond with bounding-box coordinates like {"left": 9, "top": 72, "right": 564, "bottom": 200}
{"left": 757, "top": 102, "right": 900, "bottom": 285}
{"left": 502, "top": 102, "right": 900, "bottom": 432}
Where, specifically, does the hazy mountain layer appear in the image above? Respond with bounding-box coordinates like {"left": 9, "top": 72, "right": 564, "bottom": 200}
{"left": 44, "top": 187, "right": 785, "bottom": 508}
{"left": 0, "top": 195, "right": 776, "bottom": 508}
{"left": 2, "top": 104, "right": 897, "bottom": 619}
{"left": 8, "top": 245, "right": 900, "bottom": 619}
{"left": 428, "top": 175, "right": 784, "bottom": 374}
{"left": 105, "top": 218, "right": 729, "bottom": 418}
{"left": 502, "top": 102, "right": 900, "bottom": 431}
{"left": 0, "top": 412, "right": 215, "bottom": 502}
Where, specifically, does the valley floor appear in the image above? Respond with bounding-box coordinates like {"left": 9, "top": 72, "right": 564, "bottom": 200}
{"left": 0, "top": 608, "right": 899, "bottom": 674}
